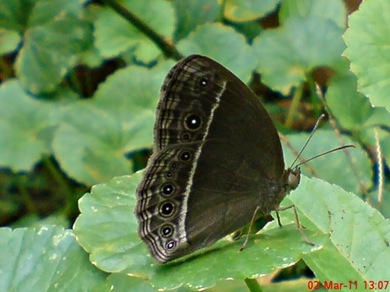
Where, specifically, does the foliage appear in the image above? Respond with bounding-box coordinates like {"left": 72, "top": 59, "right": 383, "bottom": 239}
{"left": 0, "top": 0, "right": 389, "bottom": 291}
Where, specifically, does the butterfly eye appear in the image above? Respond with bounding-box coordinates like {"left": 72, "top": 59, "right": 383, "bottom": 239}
{"left": 184, "top": 113, "right": 202, "bottom": 131}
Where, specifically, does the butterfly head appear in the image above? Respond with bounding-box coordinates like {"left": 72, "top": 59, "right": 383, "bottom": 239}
{"left": 284, "top": 167, "right": 301, "bottom": 192}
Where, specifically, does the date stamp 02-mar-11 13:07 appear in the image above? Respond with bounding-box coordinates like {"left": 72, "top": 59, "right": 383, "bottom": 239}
{"left": 307, "top": 280, "right": 389, "bottom": 290}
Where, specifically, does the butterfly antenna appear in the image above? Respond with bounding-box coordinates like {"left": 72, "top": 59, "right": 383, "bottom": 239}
{"left": 295, "top": 145, "right": 355, "bottom": 167}
{"left": 290, "top": 114, "right": 326, "bottom": 169}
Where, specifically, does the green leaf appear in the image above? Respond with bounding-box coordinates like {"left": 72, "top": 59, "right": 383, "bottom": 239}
{"left": 0, "top": 226, "right": 106, "bottom": 291}
{"left": 12, "top": 0, "right": 92, "bottom": 93}
{"left": 94, "top": 0, "right": 175, "bottom": 63}
{"left": 344, "top": 0, "right": 390, "bottom": 111}
{"left": 74, "top": 172, "right": 326, "bottom": 290}
{"left": 53, "top": 61, "right": 174, "bottom": 185}
{"left": 147, "top": 224, "right": 323, "bottom": 290}
{"left": 224, "top": 0, "right": 280, "bottom": 22}
{"left": 253, "top": 17, "right": 345, "bottom": 94}
{"left": 74, "top": 168, "right": 390, "bottom": 290}
{"left": 0, "top": 80, "right": 59, "bottom": 171}
{"left": 177, "top": 23, "right": 255, "bottom": 82}
{"left": 11, "top": 213, "right": 69, "bottom": 229}
{"left": 303, "top": 241, "right": 364, "bottom": 289}
{"left": 172, "top": 0, "right": 219, "bottom": 40}
{"left": 279, "top": 0, "right": 347, "bottom": 28}
{"left": 290, "top": 177, "right": 390, "bottom": 284}
{"left": 0, "top": 0, "right": 33, "bottom": 32}
{"left": 0, "top": 29, "right": 21, "bottom": 54}
{"left": 94, "top": 273, "right": 157, "bottom": 292}
{"left": 326, "top": 71, "right": 390, "bottom": 161}
{"left": 326, "top": 72, "right": 377, "bottom": 131}
{"left": 227, "top": 19, "right": 264, "bottom": 42}
{"left": 74, "top": 174, "right": 141, "bottom": 273}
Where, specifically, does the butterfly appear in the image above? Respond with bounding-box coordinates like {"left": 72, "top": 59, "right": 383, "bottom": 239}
{"left": 136, "top": 55, "right": 306, "bottom": 263}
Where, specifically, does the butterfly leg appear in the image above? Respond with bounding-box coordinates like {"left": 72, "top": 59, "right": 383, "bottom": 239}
{"left": 275, "top": 210, "right": 282, "bottom": 227}
{"left": 275, "top": 204, "right": 315, "bottom": 246}
{"left": 239, "top": 205, "right": 261, "bottom": 252}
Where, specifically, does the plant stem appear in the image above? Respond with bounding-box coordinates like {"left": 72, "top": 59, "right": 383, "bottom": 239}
{"left": 43, "top": 156, "right": 75, "bottom": 217}
{"left": 101, "top": 0, "right": 183, "bottom": 60}
{"left": 306, "top": 73, "right": 321, "bottom": 117}
{"left": 244, "top": 278, "right": 263, "bottom": 292}
{"left": 285, "top": 83, "right": 303, "bottom": 128}
{"left": 218, "top": 0, "right": 227, "bottom": 22}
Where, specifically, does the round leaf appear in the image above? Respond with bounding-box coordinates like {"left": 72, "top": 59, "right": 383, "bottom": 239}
{"left": 344, "top": 0, "right": 390, "bottom": 111}
{"left": 0, "top": 80, "right": 58, "bottom": 171}
{"left": 224, "top": 0, "right": 280, "bottom": 22}
{"left": 253, "top": 17, "right": 345, "bottom": 94}
{"left": 177, "top": 23, "right": 255, "bottom": 83}
{"left": 0, "top": 226, "right": 106, "bottom": 291}
{"left": 74, "top": 173, "right": 326, "bottom": 290}
{"left": 53, "top": 61, "right": 174, "bottom": 185}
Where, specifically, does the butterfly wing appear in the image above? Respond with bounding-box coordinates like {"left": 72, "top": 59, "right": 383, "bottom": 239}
{"left": 136, "top": 55, "right": 285, "bottom": 263}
